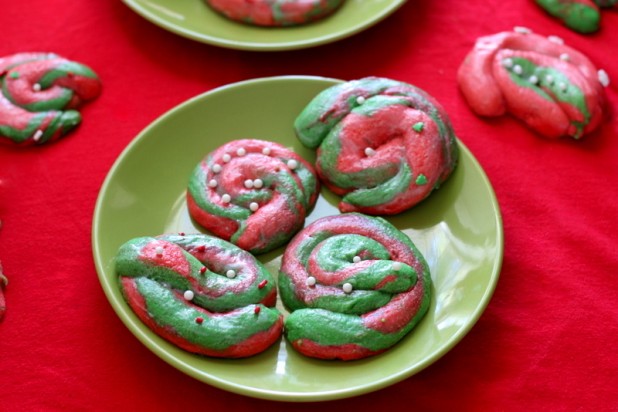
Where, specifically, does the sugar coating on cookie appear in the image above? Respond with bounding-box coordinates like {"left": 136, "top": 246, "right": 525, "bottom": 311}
{"left": 204, "top": 0, "right": 344, "bottom": 27}
{"left": 279, "top": 213, "right": 431, "bottom": 361}
{"left": 115, "top": 234, "right": 283, "bottom": 358}
{"left": 457, "top": 29, "right": 607, "bottom": 139}
{"left": 294, "top": 76, "right": 459, "bottom": 216}
{"left": 187, "top": 139, "right": 319, "bottom": 254}
{"left": 0, "top": 52, "right": 102, "bottom": 145}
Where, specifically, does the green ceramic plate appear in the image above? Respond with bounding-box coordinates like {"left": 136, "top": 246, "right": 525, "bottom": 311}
{"left": 92, "top": 76, "right": 503, "bottom": 401}
{"left": 121, "top": 0, "right": 406, "bottom": 51}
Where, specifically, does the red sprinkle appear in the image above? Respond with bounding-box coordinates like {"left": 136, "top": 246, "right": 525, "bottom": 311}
{"left": 196, "top": 245, "right": 206, "bottom": 253}
{"left": 258, "top": 280, "right": 268, "bottom": 289}
{"left": 199, "top": 267, "right": 207, "bottom": 274}
{"left": 254, "top": 306, "right": 261, "bottom": 315}
{"left": 178, "top": 232, "right": 185, "bottom": 236}
{"left": 195, "top": 317, "right": 204, "bottom": 324}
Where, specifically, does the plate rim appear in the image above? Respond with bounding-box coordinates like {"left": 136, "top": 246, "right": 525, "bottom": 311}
{"left": 92, "top": 75, "right": 504, "bottom": 401}
{"left": 121, "top": 0, "right": 408, "bottom": 51}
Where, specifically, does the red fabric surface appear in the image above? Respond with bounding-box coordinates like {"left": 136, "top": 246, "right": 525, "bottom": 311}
{"left": 1, "top": 1, "right": 617, "bottom": 411}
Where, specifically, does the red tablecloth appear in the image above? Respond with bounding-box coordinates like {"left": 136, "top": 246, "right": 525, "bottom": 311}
{"left": 1, "top": 1, "right": 617, "bottom": 410}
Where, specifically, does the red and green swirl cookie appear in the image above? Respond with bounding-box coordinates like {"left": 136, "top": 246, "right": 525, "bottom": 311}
{"left": 115, "top": 233, "right": 283, "bottom": 358}
{"left": 187, "top": 139, "right": 319, "bottom": 254}
{"left": 0, "top": 52, "right": 102, "bottom": 145}
{"left": 535, "top": 0, "right": 616, "bottom": 33}
{"left": 294, "top": 77, "right": 459, "bottom": 216}
{"left": 279, "top": 213, "right": 431, "bottom": 360}
{"left": 457, "top": 29, "right": 608, "bottom": 139}
{"left": 204, "top": 0, "right": 344, "bottom": 27}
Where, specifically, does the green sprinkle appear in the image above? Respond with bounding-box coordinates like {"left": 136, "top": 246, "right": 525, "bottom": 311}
{"left": 412, "top": 122, "right": 425, "bottom": 132}
{"left": 415, "top": 174, "right": 427, "bottom": 185}
{"left": 9, "top": 72, "right": 19, "bottom": 79}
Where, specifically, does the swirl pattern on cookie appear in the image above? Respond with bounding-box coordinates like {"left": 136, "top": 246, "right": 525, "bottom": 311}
{"left": 294, "top": 77, "right": 458, "bottom": 215}
{"left": 187, "top": 139, "right": 319, "bottom": 254}
{"left": 0, "top": 52, "right": 102, "bottom": 145}
{"left": 279, "top": 213, "right": 431, "bottom": 360}
{"left": 116, "top": 234, "right": 283, "bottom": 358}
{"left": 204, "top": 0, "right": 344, "bottom": 26}
{"left": 457, "top": 29, "right": 608, "bottom": 139}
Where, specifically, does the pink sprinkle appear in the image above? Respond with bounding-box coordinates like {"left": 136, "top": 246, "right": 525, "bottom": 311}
{"left": 258, "top": 280, "right": 268, "bottom": 289}
{"left": 178, "top": 232, "right": 185, "bottom": 236}
{"left": 195, "top": 317, "right": 204, "bottom": 324}
{"left": 254, "top": 306, "right": 261, "bottom": 315}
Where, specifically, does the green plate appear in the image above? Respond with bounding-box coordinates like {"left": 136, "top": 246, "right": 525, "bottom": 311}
{"left": 121, "top": 0, "right": 406, "bottom": 51}
{"left": 92, "top": 76, "right": 503, "bottom": 401}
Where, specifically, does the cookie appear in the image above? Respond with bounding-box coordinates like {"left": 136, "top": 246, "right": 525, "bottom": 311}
{"left": 279, "top": 213, "right": 431, "bottom": 360}
{"left": 535, "top": 0, "right": 616, "bottom": 33}
{"left": 0, "top": 52, "right": 102, "bottom": 145}
{"left": 457, "top": 28, "right": 608, "bottom": 139}
{"left": 294, "top": 77, "right": 459, "bottom": 215}
{"left": 115, "top": 234, "right": 283, "bottom": 358}
{"left": 204, "top": 0, "right": 344, "bottom": 26}
{"left": 187, "top": 139, "right": 319, "bottom": 254}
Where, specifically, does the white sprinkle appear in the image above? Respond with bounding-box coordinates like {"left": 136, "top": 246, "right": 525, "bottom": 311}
{"left": 183, "top": 290, "right": 194, "bottom": 301}
{"left": 513, "top": 65, "right": 523, "bottom": 75}
{"left": 356, "top": 96, "right": 366, "bottom": 105}
{"left": 342, "top": 283, "right": 353, "bottom": 294}
{"left": 236, "top": 148, "right": 246, "bottom": 156}
{"left": 208, "top": 179, "right": 218, "bottom": 188}
{"left": 514, "top": 26, "right": 532, "bottom": 34}
{"left": 558, "top": 82, "right": 568, "bottom": 92}
{"left": 392, "top": 262, "right": 402, "bottom": 271}
{"left": 249, "top": 202, "right": 259, "bottom": 212}
{"left": 226, "top": 269, "right": 236, "bottom": 279}
{"left": 262, "top": 147, "right": 271, "bottom": 156}
{"left": 353, "top": 256, "right": 361, "bottom": 263}
{"left": 32, "top": 129, "right": 44, "bottom": 142}
{"left": 244, "top": 179, "right": 254, "bottom": 189}
{"left": 306, "top": 276, "right": 317, "bottom": 287}
{"left": 222, "top": 153, "right": 231, "bottom": 163}
{"left": 253, "top": 179, "right": 264, "bottom": 189}
{"left": 287, "top": 159, "right": 298, "bottom": 170}
{"left": 364, "top": 147, "right": 376, "bottom": 157}
{"left": 155, "top": 246, "right": 164, "bottom": 256}
{"left": 545, "top": 75, "right": 554, "bottom": 85}
{"left": 212, "top": 164, "right": 222, "bottom": 173}
{"left": 598, "top": 69, "right": 610, "bottom": 87}
{"left": 560, "top": 53, "right": 570, "bottom": 61}
{"left": 503, "top": 58, "right": 514, "bottom": 68}
{"left": 548, "top": 35, "right": 564, "bottom": 45}
{"left": 221, "top": 194, "right": 231, "bottom": 203}
{"left": 529, "top": 75, "right": 539, "bottom": 84}
{"left": 32, "top": 83, "right": 42, "bottom": 92}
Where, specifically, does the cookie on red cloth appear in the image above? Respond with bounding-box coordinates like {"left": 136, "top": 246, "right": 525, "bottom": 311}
{"left": 0, "top": 52, "right": 102, "bottom": 145}
{"left": 457, "top": 28, "right": 609, "bottom": 139}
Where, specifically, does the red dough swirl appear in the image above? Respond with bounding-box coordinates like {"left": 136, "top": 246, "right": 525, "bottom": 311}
{"left": 187, "top": 139, "right": 319, "bottom": 254}
{"left": 278, "top": 213, "right": 432, "bottom": 360}
{"left": 457, "top": 29, "right": 608, "bottom": 139}
{"left": 204, "top": 0, "right": 344, "bottom": 27}
{"left": 294, "top": 77, "right": 459, "bottom": 215}
{"left": 115, "top": 234, "right": 283, "bottom": 358}
{"left": 0, "top": 52, "right": 102, "bottom": 145}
